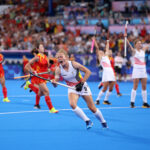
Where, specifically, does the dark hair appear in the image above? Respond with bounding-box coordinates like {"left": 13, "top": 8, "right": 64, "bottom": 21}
{"left": 31, "top": 48, "right": 38, "bottom": 55}
{"left": 49, "top": 59, "right": 54, "bottom": 65}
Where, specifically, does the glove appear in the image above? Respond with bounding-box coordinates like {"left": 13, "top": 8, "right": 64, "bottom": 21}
{"left": 75, "top": 82, "right": 84, "bottom": 92}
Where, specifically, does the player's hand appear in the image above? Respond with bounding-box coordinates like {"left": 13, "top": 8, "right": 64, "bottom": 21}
{"left": 51, "top": 79, "right": 57, "bottom": 87}
{"left": 75, "top": 82, "right": 84, "bottom": 92}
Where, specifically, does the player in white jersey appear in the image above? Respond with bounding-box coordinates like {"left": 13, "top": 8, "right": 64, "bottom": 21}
{"left": 52, "top": 49, "right": 108, "bottom": 130}
{"left": 94, "top": 38, "right": 116, "bottom": 105}
{"left": 126, "top": 38, "right": 150, "bottom": 108}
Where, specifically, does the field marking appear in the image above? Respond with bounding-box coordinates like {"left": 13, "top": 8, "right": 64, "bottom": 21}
{"left": 0, "top": 106, "right": 142, "bottom": 115}
{"left": 0, "top": 93, "right": 150, "bottom": 98}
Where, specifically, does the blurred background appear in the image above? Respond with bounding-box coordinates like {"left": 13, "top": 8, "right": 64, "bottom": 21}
{"left": 0, "top": 0, "right": 150, "bottom": 81}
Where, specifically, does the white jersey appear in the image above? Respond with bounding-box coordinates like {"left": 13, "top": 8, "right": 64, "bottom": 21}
{"left": 132, "top": 49, "right": 147, "bottom": 79}
{"left": 59, "top": 61, "right": 92, "bottom": 95}
{"left": 100, "top": 56, "right": 112, "bottom": 70}
{"left": 60, "top": 61, "right": 82, "bottom": 86}
{"left": 133, "top": 49, "right": 146, "bottom": 69}
{"left": 100, "top": 56, "right": 116, "bottom": 82}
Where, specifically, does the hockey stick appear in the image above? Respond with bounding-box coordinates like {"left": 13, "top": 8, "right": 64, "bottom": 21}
{"left": 14, "top": 71, "right": 50, "bottom": 79}
{"left": 124, "top": 21, "right": 128, "bottom": 57}
{"left": 30, "top": 72, "right": 75, "bottom": 90}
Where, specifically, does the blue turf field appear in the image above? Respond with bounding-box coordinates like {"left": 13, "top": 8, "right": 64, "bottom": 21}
{"left": 0, "top": 81, "right": 150, "bottom": 150}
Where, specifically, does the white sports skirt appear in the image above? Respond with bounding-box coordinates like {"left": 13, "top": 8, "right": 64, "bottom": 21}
{"left": 132, "top": 67, "right": 147, "bottom": 79}
{"left": 102, "top": 69, "right": 116, "bottom": 82}
{"left": 68, "top": 82, "right": 92, "bottom": 96}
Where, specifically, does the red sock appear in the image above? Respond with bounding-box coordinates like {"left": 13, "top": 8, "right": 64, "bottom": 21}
{"left": 45, "top": 96, "right": 53, "bottom": 110}
{"left": 115, "top": 83, "right": 120, "bottom": 94}
{"left": 2, "top": 86, "right": 7, "bottom": 98}
{"left": 36, "top": 95, "right": 40, "bottom": 105}
{"left": 29, "top": 84, "right": 39, "bottom": 94}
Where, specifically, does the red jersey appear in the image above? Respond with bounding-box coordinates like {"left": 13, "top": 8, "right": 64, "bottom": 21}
{"left": 32, "top": 53, "right": 49, "bottom": 84}
{"left": 0, "top": 54, "right": 4, "bottom": 78}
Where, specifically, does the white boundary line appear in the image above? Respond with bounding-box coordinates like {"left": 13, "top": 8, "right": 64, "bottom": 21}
{"left": 0, "top": 106, "right": 143, "bottom": 115}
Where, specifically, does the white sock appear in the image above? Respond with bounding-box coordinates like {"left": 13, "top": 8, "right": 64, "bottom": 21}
{"left": 104, "top": 90, "right": 112, "bottom": 101}
{"left": 73, "top": 106, "right": 89, "bottom": 122}
{"left": 131, "top": 89, "right": 136, "bottom": 103}
{"left": 94, "top": 109, "right": 106, "bottom": 123}
{"left": 142, "top": 90, "right": 147, "bottom": 103}
{"left": 96, "top": 90, "right": 104, "bottom": 101}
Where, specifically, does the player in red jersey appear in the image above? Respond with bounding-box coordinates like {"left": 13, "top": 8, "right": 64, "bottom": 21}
{"left": 25, "top": 44, "right": 58, "bottom": 113}
{"left": 23, "top": 49, "right": 40, "bottom": 96}
{"left": 98, "top": 50, "right": 122, "bottom": 96}
{"left": 0, "top": 53, "right": 10, "bottom": 102}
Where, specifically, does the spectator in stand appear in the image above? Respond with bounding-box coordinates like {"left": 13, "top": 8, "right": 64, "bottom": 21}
{"left": 132, "top": 25, "right": 139, "bottom": 37}
{"left": 140, "top": 26, "right": 147, "bottom": 37}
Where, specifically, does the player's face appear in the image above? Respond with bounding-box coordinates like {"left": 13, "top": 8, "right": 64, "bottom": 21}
{"left": 135, "top": 41, "right": 142, "bottom": 49}
{"left": 38, "top": 44, "right": 45, "bottom": 53}
{"left": 56, "top": 53, "right": 66, "bottom": 66}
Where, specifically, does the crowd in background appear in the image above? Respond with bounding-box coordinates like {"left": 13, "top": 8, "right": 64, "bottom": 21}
{"left": 0, "top": 0, "right": 150, "bottom": 81}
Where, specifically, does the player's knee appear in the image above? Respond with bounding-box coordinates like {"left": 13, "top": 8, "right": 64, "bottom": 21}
{"left": 142, "top": 86, "right": 146, "bottom": 90}
{"left": 88, "top": 105, "right": 96, "bottom": 113}
{"left": 70, "top": 102, "right": 76, "bottom": 109}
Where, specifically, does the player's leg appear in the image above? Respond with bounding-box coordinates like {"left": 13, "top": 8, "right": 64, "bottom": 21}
{"left": 130, "top": 78, "right": 139, "bottom": 108}
{"left": 39, "top": 83, "right": 58, "bottom": 113}
{"left": 24, "top": 80, "right": 39, "bottom": 94}
{"left": 95, "top": 82, "right": 109, "bottom": 105}
{"left": 0, "top": 76, "right": 10, "bottom": 102}
{"left": 141, "top": 78, "right": 149, "bottom": 108}
{"left": 69, "top": 93, "right": 92, "bottom": 129}
{"left": 82, "top": 95, "right": 108, "bottom": 128}
{"left": 103, "top": 81, "right": 115, "bottom": 105}
{"left": 115, "top": 82, "right": 122, "bottom": 96}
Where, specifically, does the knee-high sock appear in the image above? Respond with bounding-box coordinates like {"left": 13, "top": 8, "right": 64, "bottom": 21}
{"left": 131, "top": 89, "right": 136, "bottom": 103}
{"left": 94, "top": 109, "right": 106, "bottom": 123}
{"left": 36, "top": 95, "right": 40, "bottom": 105}
{"left": 115, "top": 83, "right": 120, "bottom": 94}
{"left": 2, "top": 86, "right": 7, "bottom": 98}
{"left": 73, "top": 106, "right": 90, "bottom": 122}
{"left": 45, "top": 96, "right": 53, "bottom": 110}
{"left": 104, "top": 90, "right": 112, "bottom": 101}
{"left": 29, "top": 84, "right": 39, "bottom": 94}
{"left": 96, "top": 90, "right": 104, "bottom": 101}
{"left": 142, "top": 90, "right": 147, "bottom": 103}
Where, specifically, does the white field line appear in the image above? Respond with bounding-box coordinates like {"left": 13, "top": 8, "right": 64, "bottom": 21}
{"left": 0, "top": 93, "right": 150, "bottom": 98}
{"left": 0, "top": 106, "right": 142, "bottom": 115}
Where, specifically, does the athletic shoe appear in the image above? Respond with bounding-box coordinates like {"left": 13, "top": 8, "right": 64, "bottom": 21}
{"left": 49, "top": 107, "right": 59, "bottom": 113}
{"left": 117, "top": 93, "right": 122, "bottom": 96}
{"left": 130, "top": 102, "right": 135, "bottom": 108}
{"left": 142, "top": 103, "right": 150, "bottom": 108}
{"left": 34, "top": 104, "right": 41, "bottom": 109}
{"left": 95, "top": 100, "right": 100, "bottom": 105}
{"left": 103, "top": 101, "right": 111, "bottom": 105}
{"left": 101, "top": 122, "right": 108, "bottom": 128}
{"left": 24, "top": 81, "right": 31, "bottom": 90}
{"left": 3, "top": 97, "right": 10, "bottom": 102}
{"left": 86, "top": 120, "right": 93, "bottom": 130}
{"left": 98, "top": 82, "right": 103, "bottom": 89}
